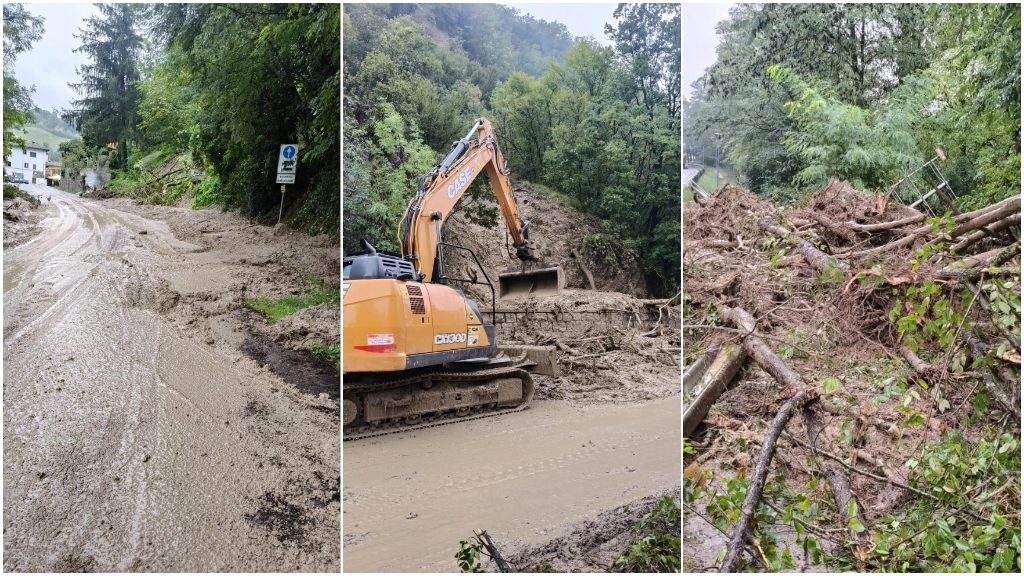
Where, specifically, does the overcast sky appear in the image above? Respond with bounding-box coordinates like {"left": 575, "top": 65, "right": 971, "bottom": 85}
{"left": 506, "top": 3, "right": 617, "bottom": 46}
{"left": 10, "top": 2, "right": 99, "bottom": 114}
{"left": 683, "top": 2, "right": 735, "bottom": 100}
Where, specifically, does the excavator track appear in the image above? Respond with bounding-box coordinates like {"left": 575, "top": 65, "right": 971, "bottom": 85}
{"left": 343, "top": 366, "right": 535, "bottom": 442}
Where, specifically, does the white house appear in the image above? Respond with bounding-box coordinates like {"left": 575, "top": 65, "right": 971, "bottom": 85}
{"left": 5, "top": 142, "right": 49, "bottom": 184}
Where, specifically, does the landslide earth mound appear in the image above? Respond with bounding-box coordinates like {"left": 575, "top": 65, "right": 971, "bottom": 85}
{"left": 445, "top": 183, "right": 680, "bottom": 404}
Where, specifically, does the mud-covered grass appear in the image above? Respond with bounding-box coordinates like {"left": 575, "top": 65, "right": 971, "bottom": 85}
{"left": 503, "top": 487, "right": 682, "bottom": 573}
{"left": 246, "top": 275, "right": 339, "bottom": 323}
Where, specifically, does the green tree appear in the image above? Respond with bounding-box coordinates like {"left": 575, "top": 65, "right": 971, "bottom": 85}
{"left": 155, "top": 3, "right": 340, "bottom": 235}
{"left": 3, "top": 3, "right": 44, "bottom": 162}
{"left": 64, "top": 3, "right": 145, "bottom": 170}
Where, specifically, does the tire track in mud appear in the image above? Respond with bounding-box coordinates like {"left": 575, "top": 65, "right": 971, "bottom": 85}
{"left": 343, "top": 397, "right": 680, "bottom": 573}
{"left": 3, "top": 187, "right": 339, "bottom": 572}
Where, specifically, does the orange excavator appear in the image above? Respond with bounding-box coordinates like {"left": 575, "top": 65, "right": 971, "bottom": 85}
{"left": 342, "top": 118, "right": 563, "bottom": 439}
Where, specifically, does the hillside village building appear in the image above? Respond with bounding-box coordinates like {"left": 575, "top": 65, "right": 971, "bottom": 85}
{"left": 5, "top": 142, "right": 49, "bottom": 184}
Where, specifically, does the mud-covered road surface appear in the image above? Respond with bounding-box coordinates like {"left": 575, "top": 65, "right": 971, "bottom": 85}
{"left": 343, "top": 396, "right": 680, "bottom": 572}
{"left": 3, "top": 184, "right": 339, "bottom": 571}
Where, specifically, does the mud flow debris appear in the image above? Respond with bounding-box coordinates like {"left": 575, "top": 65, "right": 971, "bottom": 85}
{"left": 683, "top": 180, "right": 1020, "bottom": 571}
{"left": 4, "top": 187, "right": 339, "bottom": 571}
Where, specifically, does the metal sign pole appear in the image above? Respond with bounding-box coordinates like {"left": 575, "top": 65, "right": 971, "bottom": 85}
{"left": 278, "top": 185, "right": 285, "bottom": 224}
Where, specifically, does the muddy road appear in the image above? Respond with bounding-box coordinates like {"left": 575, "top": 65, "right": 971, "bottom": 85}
{"left": 343, "top": 396, "right": 680, "bottom": 572}
{"left": 3, "top": 184, "right": 339, "bottom": 571}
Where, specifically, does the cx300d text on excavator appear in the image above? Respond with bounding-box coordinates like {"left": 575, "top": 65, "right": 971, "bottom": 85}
{"left": 343, "top": 118, "right": 563, "bottom": 439}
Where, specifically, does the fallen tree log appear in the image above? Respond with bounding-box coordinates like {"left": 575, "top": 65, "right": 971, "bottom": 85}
{"left": 720, "top": 306, "right": 812, "bottom": 392}
{"left": 947, "top": 214, "right": 1019, "bottom": 255}
{"left": 840, "top": 196, "right": 1021, "bottom": 259}
{"left": 718, "top": 305, "right": 814, "bottom": 572}
{"left": 684, "top": 342, "right": 747, "bottom": 437}
{"left": 758, "top": 219, "right": 849, "bottom": 274}
{"left": 962, "top": 280, "right": 1022, "bottom": 351}
{"left": 825, "top": 466, "right": 871, "bottom": 563}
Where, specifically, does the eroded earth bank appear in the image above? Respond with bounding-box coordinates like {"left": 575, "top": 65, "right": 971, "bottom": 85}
{"left": 3, "top": 184, "right": 340, "bottom": 571}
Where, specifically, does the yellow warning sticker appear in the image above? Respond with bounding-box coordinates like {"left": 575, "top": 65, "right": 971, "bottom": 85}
{"left": 468, "top": 326, "right": 480, "bottom": 334}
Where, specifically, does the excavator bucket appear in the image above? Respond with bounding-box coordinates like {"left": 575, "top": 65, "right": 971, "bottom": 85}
{"left": 498, "top": 265, "right": 564, "bottom": 300}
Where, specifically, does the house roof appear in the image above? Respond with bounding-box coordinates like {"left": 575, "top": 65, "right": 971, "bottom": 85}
{"left": 18, "top": 142, "right": 48, "bottom": 152}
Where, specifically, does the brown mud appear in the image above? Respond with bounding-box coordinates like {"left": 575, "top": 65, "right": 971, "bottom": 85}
{"left": 3, "top": 193, "right": 47, "bottom": 249}
{"left": 343, "top": 397, "right": 680, "bottom": 573}
{"left": 505, "top": 485, "right": 682, "bottom": 572}
{"left": 3, "top": 184, "right": 340, "bottom": 571}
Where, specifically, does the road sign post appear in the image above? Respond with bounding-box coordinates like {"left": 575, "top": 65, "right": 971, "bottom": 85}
{"left": 276, "top": 144, "right": 298, "bottom": 224}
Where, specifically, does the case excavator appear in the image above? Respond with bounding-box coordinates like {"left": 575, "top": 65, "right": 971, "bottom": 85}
{"left": 343, "top": 118, "right": 563, "bottom": 439}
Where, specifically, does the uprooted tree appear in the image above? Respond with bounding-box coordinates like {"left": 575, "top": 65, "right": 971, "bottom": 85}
{"left": 683, "top": 181, "right": 1020, "bottom": 572}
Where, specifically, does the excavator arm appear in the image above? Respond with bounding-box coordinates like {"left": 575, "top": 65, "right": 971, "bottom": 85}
{"left": 398, "top": 118, "right": 561, "bottom": 298}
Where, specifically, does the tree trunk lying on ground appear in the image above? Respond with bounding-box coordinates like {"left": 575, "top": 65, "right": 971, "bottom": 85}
{"left": 684, "top": 341, "right": 747, "bottom": 437}
{"left": 824, "top": 466, "right": 871, "bottom": 563}
{"left": 718, "top": 305, "right": 815, "bottom": 573}
{"left": 758, "top": 219, "right": 848, "bottom": 274}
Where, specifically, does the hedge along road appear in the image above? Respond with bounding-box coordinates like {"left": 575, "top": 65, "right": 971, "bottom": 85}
{"left": 342, "top": 396, "right": 681, "bottom": 572}
{"left": 2, "top": 184, "right": 339, "bottom": 571}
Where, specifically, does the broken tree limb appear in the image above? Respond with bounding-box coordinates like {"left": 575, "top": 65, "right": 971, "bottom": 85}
{"left": 718, "top": 304, "right": 816, "bottom": 572}
{"left": 941, "top": 197, "right": 1021, "bottom": 243}
{"left": 719, "top": 388, "right": 811, "bottom": 573}
{"left": 964, "top": 332, "right": 1020, "bottom": 419}
{"left": 719, "top": 306, "right": 812, "bottom": 392}
{"left": 758, "top": 218, "right": 849, "bottom": 274}
{"left": 810, "top": 212, "right": 858, "bottom": 244}
{"left": 684, "top": 342, "right": 747, "bottom": 437}
{"left": 824, "top": 466, "right": 871, "bottom": 562}
{"left": 848, "top": 213, "right": 925, "bottom": 233}
{"left": 901, "top": 346, "right": 942, "bottom": 385}
{"left": 947, "top": 214, "right": 1019, "bottom": 255}
{"left": 962, "top": 280, "right": 1022, "bottom": 351}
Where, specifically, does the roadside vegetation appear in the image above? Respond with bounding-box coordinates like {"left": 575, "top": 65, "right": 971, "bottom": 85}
{"left": 3, "top": 183, "right": 39, "bottom": 207}
{"left": 54, "top": 3, "right": 339, "bottom": 238}
{"left": 343, "top": 4, "right": 680, "bottom": 296}
{"left": 685, "top": 4, "right": 1019, "bottom": 210}
{"left": 246, "top": 275, "right": 340, "bottom": 324}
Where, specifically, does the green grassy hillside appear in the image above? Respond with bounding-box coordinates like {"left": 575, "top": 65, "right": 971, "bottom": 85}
{"left": 14, "top": 126, "right": 73, "bottom": 158}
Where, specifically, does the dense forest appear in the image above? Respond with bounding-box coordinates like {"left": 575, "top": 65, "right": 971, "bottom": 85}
{"left": 685, "top": 4, "right": 1020, "bottom": 209}
{"left": 343, "top": 3, "right": 681, "bottom": 296}
{"left": 55, "top": 3, "right": 340, "bottom": 237}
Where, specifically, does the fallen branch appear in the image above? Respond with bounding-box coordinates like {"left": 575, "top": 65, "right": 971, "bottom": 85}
{"left": 964, "top": 332, "right": 1020, "bottom": 419}
{"left": 824, "top": 466, "right": 871, "bottom": 563}
{"left": 718, "top": 304, "right": 814, "bottom": 572}
{"left": 719, "top": 388, "right": 811, "bottom": 573}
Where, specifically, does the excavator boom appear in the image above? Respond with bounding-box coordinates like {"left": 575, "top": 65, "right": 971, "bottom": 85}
{"left": 399, "top": 118, "right": 562, "bottom": 299}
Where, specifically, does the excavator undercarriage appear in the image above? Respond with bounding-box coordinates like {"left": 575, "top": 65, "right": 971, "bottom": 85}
{"left": 343, "top": 365, "right": 535, "bottom": 441}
